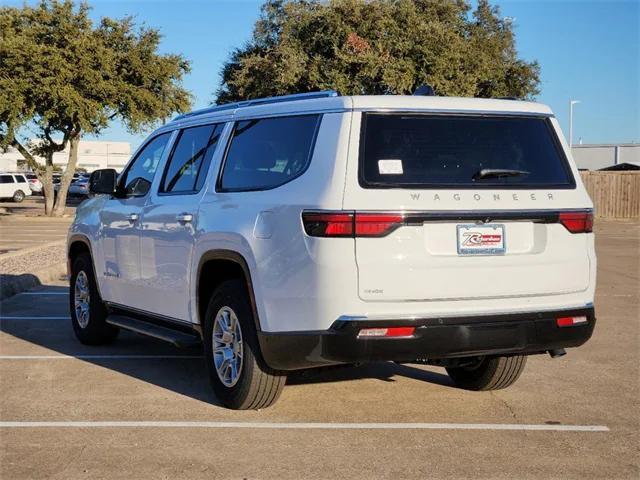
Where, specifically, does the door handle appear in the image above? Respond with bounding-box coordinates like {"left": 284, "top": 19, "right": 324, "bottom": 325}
{"left": 176, "top": 213, "right": 193, "bottom": 223}
{"left": 126, "top": 213, "right": 139, "bottom": 223}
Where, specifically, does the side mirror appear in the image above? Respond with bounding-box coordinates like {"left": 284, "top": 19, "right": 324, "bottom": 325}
{"left": 89, "top": 169, "right": 117, "bottom": 195}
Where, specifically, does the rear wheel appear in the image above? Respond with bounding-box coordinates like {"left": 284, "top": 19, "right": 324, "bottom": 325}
{"left": 446, "top": 355, "right": 527, "bottom": 391}
{"left": 70, "top": 253, "right": 119, "bottom": 345}
{"left": 204, "top": 280, "right": 286, "bottom": 409}
{"left": 12, "top": 190, "right": 25, "bottom": 203}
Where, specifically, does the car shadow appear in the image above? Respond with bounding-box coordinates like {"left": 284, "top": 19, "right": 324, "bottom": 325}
{"left": 287, "top": 362, "right": 453, "bottom": 387}
{"left": 1, "top": 284, "right": 454, "bottom": 407}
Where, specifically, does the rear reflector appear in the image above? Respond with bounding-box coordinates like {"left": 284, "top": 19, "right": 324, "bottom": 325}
{"left": 557, "top": 316, "right": 588, "bottom": 327}
{"left": 558, "top": 211, "right": 593, "bottom": 233}
{"left": 358, "top": 326, "right": 415, "bottom": 338}
{"left": 303, "top": 211, "right": 405, "bottom": 238}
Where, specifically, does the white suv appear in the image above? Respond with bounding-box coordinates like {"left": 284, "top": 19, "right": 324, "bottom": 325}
{"left": 0, "top": 173, "right": 32, "bottom": 202}
{"left": 68, "top": 91, "right": 596, "bottom": 409}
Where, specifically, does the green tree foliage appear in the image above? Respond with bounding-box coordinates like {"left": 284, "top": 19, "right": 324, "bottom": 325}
{"left": 217, "top": 0, "right": 540, "bottom": 103}
{"left": 0, "top": 1, "right": 191, "bottom": 215}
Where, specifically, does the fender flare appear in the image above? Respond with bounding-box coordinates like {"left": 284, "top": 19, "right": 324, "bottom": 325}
{"left": 196, "top": 249, "right": 263, "bottom": 332}
{"left": 68, "top": 234, "right": 104, "bottom": 299}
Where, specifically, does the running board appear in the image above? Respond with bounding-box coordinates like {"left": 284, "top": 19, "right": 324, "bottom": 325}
{"left": 106, "top": 314, "right": 201, "bottom": 348}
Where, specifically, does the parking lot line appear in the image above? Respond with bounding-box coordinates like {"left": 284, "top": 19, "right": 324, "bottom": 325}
{"left": 0, "top": 421, "right": 610, "bottom": 432}
{"left": 15, "top": 292, "right": 68, "bottom": 295}
{"left": 0, "top": 355, "right": 202, "bottom": 359}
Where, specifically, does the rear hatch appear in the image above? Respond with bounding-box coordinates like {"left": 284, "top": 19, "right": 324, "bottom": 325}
{"left": 344, "top": 112, "right": 593, "bottom": 302}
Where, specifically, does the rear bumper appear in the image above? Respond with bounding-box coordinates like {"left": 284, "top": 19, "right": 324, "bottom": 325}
{"left": 258, "top": 306, "right": 596, "bottom": 371}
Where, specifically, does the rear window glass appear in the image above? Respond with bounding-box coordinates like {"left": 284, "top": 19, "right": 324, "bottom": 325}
{"left": 219, "top": 114, "right": 320, "bottom": 191}
{"left": 359, "top": 114, "right": 574, "bottom": 189}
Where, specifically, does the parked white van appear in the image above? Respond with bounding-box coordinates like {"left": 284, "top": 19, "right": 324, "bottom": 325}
{"left": 0, "top": 173, "right": 32, "bottom": 202}
{"left": 68, "top": 91, "right": 596, "bottom": 409}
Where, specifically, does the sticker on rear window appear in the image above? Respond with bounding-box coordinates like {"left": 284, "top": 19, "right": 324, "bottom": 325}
{"left": 378, "top": 159, "right": 403, "bottom": 175}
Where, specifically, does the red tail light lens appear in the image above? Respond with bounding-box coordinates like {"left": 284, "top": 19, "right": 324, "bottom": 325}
{"left": 558, "top": 211, "right": 594, "bottom": 233}
{"left": 355, "top": 213, "right": 404, "bottom": 237}
{"left": 303, "top": 211, "right": 405, "bottom": 238}
{"left": 302, "top": 212, "right": 354, "bottom": 237}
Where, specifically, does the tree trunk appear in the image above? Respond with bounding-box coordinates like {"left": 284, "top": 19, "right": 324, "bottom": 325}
{"left": 42, "top": 160, "right": 55, "bottom": 216}
{"left": 11, "top": 139, "right": 56, "bottom": 216}
{"left": 52, "top": 132, "right": 81, "bottom": 217}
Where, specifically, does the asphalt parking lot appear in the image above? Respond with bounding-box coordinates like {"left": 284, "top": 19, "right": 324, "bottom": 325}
{"left": 0, "top": 198, "right": 76, "bottom": 254}
{"left": 0, "top": 220, "right": 638, "bottom": 479}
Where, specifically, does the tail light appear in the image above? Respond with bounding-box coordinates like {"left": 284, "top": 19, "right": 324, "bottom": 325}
{"left": 302, "top": 211, "right": 405, "bottom": 238}
{"left": 354, "top": 213, "right": 404, "bottom": 237}
{"left": 301, "top": 212, "right": 354, "bottom": 237}
{"left": 558, "top": 211, "right": 594, "bottom": 233}
{"left": 303, "top": 209, "right": 595, "bottom": 237}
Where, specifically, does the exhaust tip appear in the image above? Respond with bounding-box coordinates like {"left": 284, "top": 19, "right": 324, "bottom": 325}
{"left": 548, "top": 349, "right": 566, "bottom": 358}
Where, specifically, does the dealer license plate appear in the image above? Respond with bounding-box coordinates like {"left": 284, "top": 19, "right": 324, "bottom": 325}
{"left": 456, "top": 224, "right": 506, "bottom": 255}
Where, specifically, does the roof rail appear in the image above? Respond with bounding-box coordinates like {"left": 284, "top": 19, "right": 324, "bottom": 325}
{"left": 173, "top": 90, "right": 339, "bottom": 121}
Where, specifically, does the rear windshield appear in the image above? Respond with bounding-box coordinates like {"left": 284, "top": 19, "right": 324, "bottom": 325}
{"left": 359, "top": 113, "right": 574, "bottom": 189}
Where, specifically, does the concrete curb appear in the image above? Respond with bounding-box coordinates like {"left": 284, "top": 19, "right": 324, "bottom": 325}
{"left": 0, "top": 262, "right": 67, "bottom": 301}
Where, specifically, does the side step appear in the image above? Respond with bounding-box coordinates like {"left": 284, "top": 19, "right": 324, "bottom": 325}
{"left": 106, "top": 314, "right": 201, "bottom": 348}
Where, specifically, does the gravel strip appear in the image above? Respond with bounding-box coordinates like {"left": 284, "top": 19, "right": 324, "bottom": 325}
{"left": 0, "top": 240, "right": 66, "bottom": 275}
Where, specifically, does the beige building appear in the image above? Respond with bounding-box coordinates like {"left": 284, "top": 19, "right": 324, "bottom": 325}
{"left": 0, "top": 140, "right": 131, "bottom": 173}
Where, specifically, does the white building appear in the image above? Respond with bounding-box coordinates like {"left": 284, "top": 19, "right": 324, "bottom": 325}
{"left": 0, "top": 140, "right": 131, "bottom": 173}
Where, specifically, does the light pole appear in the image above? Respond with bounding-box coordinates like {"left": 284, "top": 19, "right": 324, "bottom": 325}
{"left": 569, "top": 100, "right": 580, "bottom": 148}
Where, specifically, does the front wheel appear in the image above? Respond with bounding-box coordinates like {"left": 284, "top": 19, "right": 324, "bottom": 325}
{"left": 204, "top": 280, "right": 286, "bottom": 409}
{"left": 12, "top": 190, "right": 25, "bottom": 203}
{"left": 70, "top": 253, "right": 119, "bottom": 345}
{"left": 446, "top": 355, "right": 527, "bottom": 391}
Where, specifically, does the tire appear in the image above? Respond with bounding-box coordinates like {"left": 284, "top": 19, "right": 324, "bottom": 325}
{"left": 12, "top": 190, "right": 25, "bottom": 203}
{"left": 446, "top": 355, "right": 527, "bottom": 391}
{"left": 203, "top": 280, "right": 286, "bottom": 410}
{"left": 69, "top": 253, "right": 119, "bottom": 345}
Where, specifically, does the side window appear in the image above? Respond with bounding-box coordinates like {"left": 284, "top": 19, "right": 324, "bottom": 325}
{"left": 219, "top": 114, "right": 320, "bottom": 191}
{"left": 160, "top": 124, "right": 223, "bottom": 194}
{"left": 0, "top": 175, "right": 15, "bottom": 183}
{"left": 15, "top": 175, "right": 27, "bottom": 183}
{"left": 119, "top": 132, "right": 171, "bottom": 197}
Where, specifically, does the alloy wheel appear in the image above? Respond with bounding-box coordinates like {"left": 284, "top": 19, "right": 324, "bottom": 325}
{"left": 212, "top": 306, "right": 244, "bottom": 387}
{"left": 74, "top": 271, "right": 91, "bottom": 328}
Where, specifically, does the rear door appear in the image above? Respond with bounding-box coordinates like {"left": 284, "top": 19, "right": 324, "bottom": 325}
{"left": 344, "top": 112, "right": 594, "bottom": 303}
{"left": 14, "top": 175, "right": 30, "bottom": 194}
